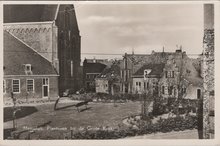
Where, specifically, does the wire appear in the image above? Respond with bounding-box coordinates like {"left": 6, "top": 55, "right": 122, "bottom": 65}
{"left": 4, "top": 50, "right": 202, "bottom": 56}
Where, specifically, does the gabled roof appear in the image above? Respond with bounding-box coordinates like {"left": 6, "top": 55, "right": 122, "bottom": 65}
{"left": 4, "top": 4, "right": 79, "bottom": 33}
{"left": 84, "top": 59, "right": 114, "bottom": 67}
{"left": 4, "top": 5, "right": 58, "bottom": 23}
{"left": 84, "top": 62, "right": 107, "bottom": 74}
{"left": 4, "top": 31, "right": 58, "bottom": 76}
{"left": 134, "top": 63, "right": 165, "bottom": 78}
{"left": 127, "top": 54, "right": 152, "bottom": 66}
{"left": 96, "top": 60, "right": 122, "bottom": 80}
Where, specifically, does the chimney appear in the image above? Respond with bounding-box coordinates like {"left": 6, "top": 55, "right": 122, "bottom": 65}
{"left": 93, "top": 57, "right": 96, "bottom": 63}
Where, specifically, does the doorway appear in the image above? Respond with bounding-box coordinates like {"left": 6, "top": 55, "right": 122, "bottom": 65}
{"left": 42, "top": 78, "right": 49, "bottom": 98}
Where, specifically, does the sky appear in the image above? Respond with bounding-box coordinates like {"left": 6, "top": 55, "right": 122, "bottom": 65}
{"left": 74, "top": 4, "right": 204, "bottom": 60}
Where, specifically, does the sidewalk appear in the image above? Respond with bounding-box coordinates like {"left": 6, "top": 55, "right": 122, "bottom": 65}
{"left": 125, "top": 129, "right": 198, "bottom": 139}
{"left": 3, "top": 97, "right": 77, "bottom": 107}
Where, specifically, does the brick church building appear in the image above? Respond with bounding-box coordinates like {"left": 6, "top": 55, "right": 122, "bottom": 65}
{"left": 3, "top": 4, "right": 81, "bottom": 98}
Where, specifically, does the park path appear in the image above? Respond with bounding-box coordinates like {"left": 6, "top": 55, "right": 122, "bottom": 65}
{"left": 125, "top": 129, "right": 198, "bottom": 139}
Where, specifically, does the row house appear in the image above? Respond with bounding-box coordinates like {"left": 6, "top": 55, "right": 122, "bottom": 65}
{"left": 121, "top": 49, "right": 202, "bottom": 100}
{"left": 3, "top": 31, "right": 59, "bottom": 100}
{"left": 3, "top": 4, "right": 81, "bottom": 97}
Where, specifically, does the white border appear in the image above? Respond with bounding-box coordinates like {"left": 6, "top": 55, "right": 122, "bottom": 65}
{"left": 0, "top": 1, "right": 220, "bottom": 146}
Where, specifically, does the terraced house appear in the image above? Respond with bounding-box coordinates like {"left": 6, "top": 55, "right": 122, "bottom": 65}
{"left": 3, "top": 4, "right": 81, "bottom": 99}
{"left": 121, "top": 49, "right": 202, "bottom": 100}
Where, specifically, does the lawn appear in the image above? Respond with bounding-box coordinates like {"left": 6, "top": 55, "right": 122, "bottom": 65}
{"left": 4, "top": 101, "right": 141, "bottom": 139}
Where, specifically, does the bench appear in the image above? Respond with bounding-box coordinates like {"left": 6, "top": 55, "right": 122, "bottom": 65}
{"left": 75, "top": 100, "right": 92, "bottom": 112}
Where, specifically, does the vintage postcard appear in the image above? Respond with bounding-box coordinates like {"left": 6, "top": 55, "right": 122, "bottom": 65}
{"left": 0, "top": 1, "right": 219, "bottom": 146}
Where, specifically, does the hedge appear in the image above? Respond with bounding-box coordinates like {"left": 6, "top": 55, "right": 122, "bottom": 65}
{"left": 71, "top": 115, "right": 197, "bottom": 139}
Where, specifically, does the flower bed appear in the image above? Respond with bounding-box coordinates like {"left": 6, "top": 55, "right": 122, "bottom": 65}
{"left": 70, "top": 93, "right": 141, "bottom": 103}
{"left": 70, "top": 115, "right": 197, "bottom": 139}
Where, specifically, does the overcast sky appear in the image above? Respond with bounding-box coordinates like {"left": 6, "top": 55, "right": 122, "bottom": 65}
{"left": 75, "top": 4, "right": 204, "bottom": 59}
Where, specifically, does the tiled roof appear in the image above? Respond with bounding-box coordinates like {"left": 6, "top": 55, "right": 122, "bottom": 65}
{"left": 84, "top": 63, "right": 107, "bottom": 74}
{"left": 97, "top": 60, "right": 121, "bottom": 80}
{"left": 4, "top": 31, "right": 58, "bottom": 76}
{"left": 133, "top": 63, "right": 165, "bottom": 77}
{"left": 3, "top": 4, "right": 79, "bottom": 32}
{"left": 4, "top": 5, "right": 58, "bottom": 23}
{"left": 128, "top": 50, "right": 202, "bottom": 86}
{"left": 84, "top": 59, "right": 114, "bottom": 67}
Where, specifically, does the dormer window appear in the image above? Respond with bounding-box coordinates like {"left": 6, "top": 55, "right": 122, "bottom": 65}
{"left": 25, "top": 64, "right": 32, "bottom": 72}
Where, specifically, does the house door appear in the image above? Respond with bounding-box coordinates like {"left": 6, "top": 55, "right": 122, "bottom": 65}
{"left": 197, "top": 89, "right": 201, "bottom": 99}
{"left": 43, "top": 85, "right": 48, "bottom": 97}
{"left": 42, "top": 78, "right": 49, "bottom": 98}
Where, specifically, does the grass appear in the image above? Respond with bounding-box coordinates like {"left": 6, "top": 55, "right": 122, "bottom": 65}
{"left": 4, "top": 106, "right": 38, "bottom": 122}
{"left": 4, "top": 101, "right": 141, "bottom": 139}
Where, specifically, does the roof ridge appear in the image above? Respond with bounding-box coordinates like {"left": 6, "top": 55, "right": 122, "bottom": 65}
{"left": 6, "top": 31, "right": 51, "bottom": 63}
{"left": 54, "top": 5, "right": 60, "bottom": 21}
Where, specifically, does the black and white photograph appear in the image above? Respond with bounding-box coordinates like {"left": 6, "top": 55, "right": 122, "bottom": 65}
{"left": 1, "top": 1, "right": 218, "bottom": 143}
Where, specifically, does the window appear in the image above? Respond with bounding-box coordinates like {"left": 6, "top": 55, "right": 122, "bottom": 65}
{"left": 127, "top": 70, "right": 130, "bottom": 78}
{"left": 182, "top": 87, "right": 186, "bottom": 94}
{"left": 27, "top": 79, "right": 34, "bottom": 92}
{"left": 164, "top": 86, "right": 168, "bottom": 95}
{"left": 25, "top": 64, "right": 32, "bottom": 72}
{"left": 172, "top": 71, "right": 174, "bottom": 78}
{"left": 120, "top": 70, "right": 123, "bottom": 78}
{"left": 162, "top": 86, "right": 165, "bottom": 94}
{"left": 70, "top": 60, "right": 73, "bottom": 77}
{"left": 162, "top": 86, "right": 168, "bottom": 95}
{"left": 43, "top": 78, "right": 49, "bottom": 85}
{"left": 86, "top": 74, "right": 90, "bottom": 79}
{"left": 124, "top": 70, "right": 126, "bottom": 81}
{"left": 136, "top": 82, "right": 138, "bottom": 86}
{"left": 139, "top": 82, "right": 141, "bottom": 86}
{"left": 144, "top": 82, "right": 146, "bottom": 89}
{"left": 3, "top": 80, "right": 6, "bottom": 94}
{"left": 166, "top": 71, "right": 174, "bottom": 78}
{"left": 12, "top": 79, "right": 20, "bottom": 93}
{"left": 68, "top": 30, "right": 71, "bottom": 41}
{"left": 168, "top": 86, "right": 173, "bottom": 95}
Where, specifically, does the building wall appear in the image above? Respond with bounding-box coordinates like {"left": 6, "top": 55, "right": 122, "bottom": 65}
{"left": 159, "top": 57, "right": 180, "bottom": 98}
{"left": 4, "top": 23, "right": 58, "bottom": 67}
{"left": 3, "top": 76, "right": 59, "bottom": 99}
{"left": 120, "top": 54, "right": 133, "bottom": 93}
{"left": 183, "top": 84, "right": 202, "bottom": 100}
{"left": 132, "top": 77, "right": 159, "bottom": 94}
{"left": 95, "top": 79, "right": 109, "bottom": 94}
{"left": 202, "top": 4, "right": 215, "bottom": 139}
{"left": 83, "top": 60, "right": 107, "bottom": 92}
{"left": 56, "top": 5, "right": 81, "bottom": 94}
